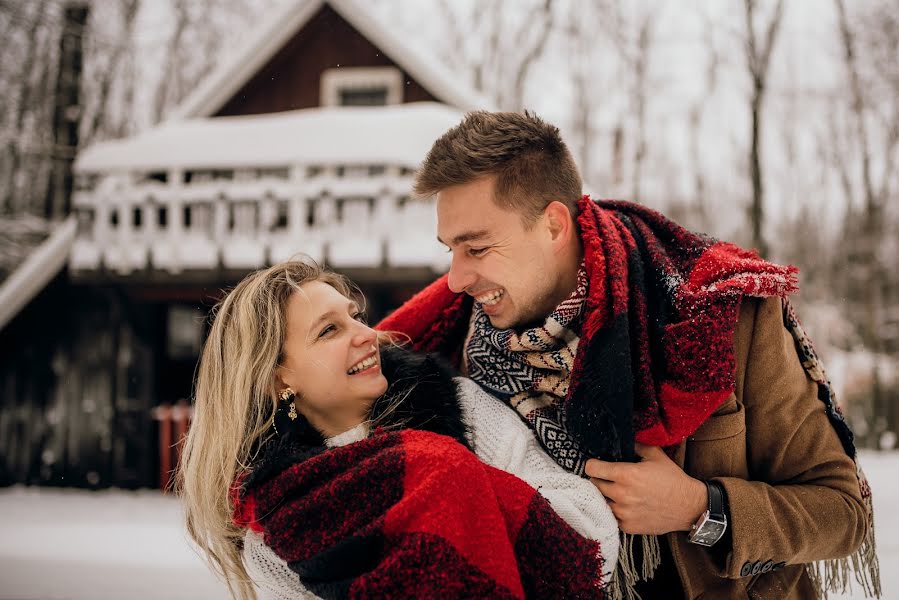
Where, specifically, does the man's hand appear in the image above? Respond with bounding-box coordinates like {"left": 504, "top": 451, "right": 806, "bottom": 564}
{"left": 585, "top": 443, "right": 708, "bottom": 535}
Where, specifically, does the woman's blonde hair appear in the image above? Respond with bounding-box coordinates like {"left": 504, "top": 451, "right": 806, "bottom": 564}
{"left": 177, "top": 259, "right": 355, "bottom": 599}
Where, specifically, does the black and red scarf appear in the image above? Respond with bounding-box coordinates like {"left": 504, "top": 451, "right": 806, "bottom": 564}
{"left": 377, "top": 197, "right": 881, "bottom": 597}
{"left": 377, "top": 196, "right": 799, "bottom": 462}
{"left": 233, "top": 348, "right": 608, "bottom": 599}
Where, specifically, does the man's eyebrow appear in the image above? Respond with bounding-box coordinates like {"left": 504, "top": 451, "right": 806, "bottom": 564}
{"left": 436, "top": 230, "right": 491, "bottom": 247}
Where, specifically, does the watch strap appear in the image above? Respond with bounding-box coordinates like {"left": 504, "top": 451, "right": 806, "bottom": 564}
{"left": 706, "top": 480, "right": 726, "bottom": 521}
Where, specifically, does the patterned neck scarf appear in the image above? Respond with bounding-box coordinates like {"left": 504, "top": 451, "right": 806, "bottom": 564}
{"left": 465, "top": 265, "right": 590, "bottom": 474}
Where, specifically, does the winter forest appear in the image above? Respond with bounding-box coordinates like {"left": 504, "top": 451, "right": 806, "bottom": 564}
{"left": 1, "top": 0, "right": 897, "bottom": 451}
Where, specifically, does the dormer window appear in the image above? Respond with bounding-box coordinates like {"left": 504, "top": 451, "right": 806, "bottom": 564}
{"left": 321, "top": 67, "right": 403, "bottom": 107}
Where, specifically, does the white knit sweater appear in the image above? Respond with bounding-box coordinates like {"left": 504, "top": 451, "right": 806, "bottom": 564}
{"left": 243, "top": 377, "right": 619, "bottom": 599}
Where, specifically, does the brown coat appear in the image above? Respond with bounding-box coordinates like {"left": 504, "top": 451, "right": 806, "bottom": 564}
{"left": 666, "top": 296, "right": 867, "bottom": 599}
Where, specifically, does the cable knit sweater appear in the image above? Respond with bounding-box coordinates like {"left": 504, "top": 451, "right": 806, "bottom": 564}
{"left": 242, "top": 377, "right": 619, "bottom": 599}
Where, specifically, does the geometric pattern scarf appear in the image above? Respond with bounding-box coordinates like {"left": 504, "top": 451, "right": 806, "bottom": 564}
{"left": 377, "top": 196, "right": 880, "bottom": 597}
{"left": 464, "top": 265, "right": 590, "bottom": 474}
{"left": 783, "top": 300, "right": 881, "bottom": 598}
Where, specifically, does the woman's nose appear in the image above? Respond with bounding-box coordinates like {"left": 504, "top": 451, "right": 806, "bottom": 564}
{"left": 351, "top": 321, "right": 377, "bottom": 347}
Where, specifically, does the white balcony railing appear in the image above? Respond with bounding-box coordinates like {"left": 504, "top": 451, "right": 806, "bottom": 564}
{"left": 70, "top": 164, "right": 450, "bottom": 275}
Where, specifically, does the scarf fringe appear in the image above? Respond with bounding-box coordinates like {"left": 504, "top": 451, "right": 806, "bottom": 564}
{"left": 783, "top": 301, "right": 882, "bottom": 599}
{"left": 608, "top": 533, "right": 660, "bottom": 600}
{"left": 807, "top": 497, "right": 881, "bottom": 599}
{"left": 605, "top": 525, "right": 882, "bottom": 600}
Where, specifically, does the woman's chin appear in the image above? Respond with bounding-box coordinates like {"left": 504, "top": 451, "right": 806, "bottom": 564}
{"left": 373, "top": 374, "right": 389, "bottom": 396}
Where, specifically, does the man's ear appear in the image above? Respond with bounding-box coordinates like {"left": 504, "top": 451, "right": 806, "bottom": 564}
{"left": 543, "top": 201, "right": 574, "bottom": 246}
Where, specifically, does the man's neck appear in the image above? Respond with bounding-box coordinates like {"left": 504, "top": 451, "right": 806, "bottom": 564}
{"left": 554, "top": 238, "right": 585, "bottom": 306}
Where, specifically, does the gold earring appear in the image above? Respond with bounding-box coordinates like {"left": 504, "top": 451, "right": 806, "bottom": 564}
{"left": 280, "top": 387, "right": 297, "bottom": 420}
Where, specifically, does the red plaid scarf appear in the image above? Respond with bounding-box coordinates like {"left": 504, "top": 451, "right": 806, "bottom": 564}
{"left": 378, "top": 196, "right": 880, "bottom": 597}
{"left": 234, "top": 430, "right": 607, "bottom": 598}
{"left": 379, "top": 197, "right": 799, "bottom": 460}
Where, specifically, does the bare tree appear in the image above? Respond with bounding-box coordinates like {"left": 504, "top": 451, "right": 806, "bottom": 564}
{"left": 593, "top": 1, "right": 659, "bottom": 202}
{"left": 508, "top": 0, "right": 554, "bottom": 110}
{"left": 832, "top": 0, "right": 899, "bottom": 353}
{"left": 82, "top": 0, "right": 141, "bottom": 145}
{"left": 835, "top": 0, "right": 876, "bottom": 216}
{"left": 2, "top": 0, "right": 51, "bottom": 214}
{"left": 153, "top": 0, "right": 191, "bottom": 124}
{"left": 742, "top": 0, "right": 785, "bottom": 257}
{"left": 434, "top": 0, "right": 556, "bottom": 111}
{"left": 566, "top": 1, "right": 602, "bottom": 186}
{"left": 685, "top": 9, "right": 721, "bottom": 230}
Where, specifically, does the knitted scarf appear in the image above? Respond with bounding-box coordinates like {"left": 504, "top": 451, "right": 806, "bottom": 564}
{"left": 380, "top": 197, "right": 802, "bottom": 459}
{"left": 377, "top": 196, "right": 880, "bottom": 598}
{"left": 233, "top": 347, "right": 609, "bottom": 599}
{"left": 782, "top": 301, "right": 881, "bottom": 598}
{"left": 465, "top": 265, "right": 590, "bottom": 474}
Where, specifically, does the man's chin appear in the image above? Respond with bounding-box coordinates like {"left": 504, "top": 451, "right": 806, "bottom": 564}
{"left": 486, "top": 313, "right": 514, "bottom": 331}
{"left": 490, "top": 312, "right": 548, "bottom": 333}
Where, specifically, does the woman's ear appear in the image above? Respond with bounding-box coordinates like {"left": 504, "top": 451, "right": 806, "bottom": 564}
{"left": 273, "top": 366, "right": 291, "bottom": 394}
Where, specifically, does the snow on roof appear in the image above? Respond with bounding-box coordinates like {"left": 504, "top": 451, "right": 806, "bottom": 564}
{"left": 171, "top": 0, "right": 490, "bottom": 120}
{"left": 0, "top": 216, "right": 76, "bottom": 330}
{"left": 75, "top": 102, "right": 463, "bottom": 173}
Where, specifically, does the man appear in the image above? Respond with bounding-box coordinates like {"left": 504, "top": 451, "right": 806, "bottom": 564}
{"left": 377, "top": 111, "right": 878, "bottom": 599}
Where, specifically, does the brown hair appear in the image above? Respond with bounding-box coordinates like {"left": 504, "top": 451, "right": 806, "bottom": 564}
{"left": 414, "top": 110, "right": 582, "bottom": 225}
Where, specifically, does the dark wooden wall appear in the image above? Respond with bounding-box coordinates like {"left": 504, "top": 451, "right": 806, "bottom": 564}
{"left": 0, "top": 269, "right": 433, "bottom": 488}
{"left": 0, "top": 275, "right": 157, "bottom": 488}
{"left": 215, "top": 4, "right": 438, "bottom": 116}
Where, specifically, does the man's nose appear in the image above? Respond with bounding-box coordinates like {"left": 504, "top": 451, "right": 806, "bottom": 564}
{"left": 446, "top": 253, "right": 476, "bottom": 293}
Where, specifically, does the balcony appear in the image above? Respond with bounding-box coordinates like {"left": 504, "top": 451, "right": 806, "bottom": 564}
{"left": 69, "top": 103, "right": 462, "bottom": 278}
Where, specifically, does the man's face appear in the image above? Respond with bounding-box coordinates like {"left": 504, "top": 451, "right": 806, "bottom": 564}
{"left": 436, "top": 175, "right": 563, "bottom": 330}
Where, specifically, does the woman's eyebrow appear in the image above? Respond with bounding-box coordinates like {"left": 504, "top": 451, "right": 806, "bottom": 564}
{"left": 309, "top": 300, "right": 358, "bottom": 332}
{"left": 309, "top": 310, "right": 338, "bottom": 333}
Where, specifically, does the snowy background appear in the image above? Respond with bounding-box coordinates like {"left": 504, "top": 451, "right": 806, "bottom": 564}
{"left": 1, "top": 450, "right": 896, "bottom": 599}
{"left": 3, "top": 0, "right": 897, "bottom": 443}
{"left": 1, "top": 0, "right": 897, "bottom": 597}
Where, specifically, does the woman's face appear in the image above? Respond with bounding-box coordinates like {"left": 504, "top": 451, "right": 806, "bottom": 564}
{"left": 277, "top": 280, "right": 388, "bottom": 434}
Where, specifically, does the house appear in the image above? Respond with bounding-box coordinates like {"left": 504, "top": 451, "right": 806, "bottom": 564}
{"left": 0, "top": 0, "right": 486, "bottom": 489}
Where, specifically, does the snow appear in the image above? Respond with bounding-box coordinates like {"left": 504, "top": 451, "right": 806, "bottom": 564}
{"left": 171, "top": 0, "right": 489, "bottom": 120}
{"left": 75, "top": 102, "right": 464, "bottom": 173}
{"left": 0, "top": 487, "right": 226, "bottom": 599}
{"left": 1, "top": 451, "right": 896, "bottom": 599}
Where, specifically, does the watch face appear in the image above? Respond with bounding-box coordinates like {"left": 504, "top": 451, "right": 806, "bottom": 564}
{"left": 692, "top": 518, "right": 727, "bottom": 546}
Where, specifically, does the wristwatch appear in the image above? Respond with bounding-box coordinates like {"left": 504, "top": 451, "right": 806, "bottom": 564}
{"left": 687, "top": 480, "right": 728, "bottom": 547}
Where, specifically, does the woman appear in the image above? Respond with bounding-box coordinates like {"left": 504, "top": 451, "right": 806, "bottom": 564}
{"left": 178, "top": 260, "right": 618, "bottom": 599}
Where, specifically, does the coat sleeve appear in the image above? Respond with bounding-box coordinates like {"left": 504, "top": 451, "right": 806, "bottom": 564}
{"left": 454, "top": 377, "right": 620, "bottom": 579}
{"left": 709, "top": 296, "right": 867, "bottom": 578}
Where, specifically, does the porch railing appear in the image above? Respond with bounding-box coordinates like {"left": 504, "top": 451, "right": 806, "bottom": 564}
{"left": 70, "top": 164, "right": 449, "bottom": 274}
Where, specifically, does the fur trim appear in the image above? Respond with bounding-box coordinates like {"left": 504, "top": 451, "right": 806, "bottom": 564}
{"left": 243, "top": 346, "right": 470, "bottom": 493}
{"left": 372, "top": 345, "right": 471, "bottom": 451}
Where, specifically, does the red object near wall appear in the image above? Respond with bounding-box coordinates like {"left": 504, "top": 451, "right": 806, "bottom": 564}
{"left": 152, "top": 401, "right": 193, "bottom": 491}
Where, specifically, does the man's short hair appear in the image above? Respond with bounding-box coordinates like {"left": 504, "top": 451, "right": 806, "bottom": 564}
{"left": 414, "top": 110, "right": 583, "bottom": 225}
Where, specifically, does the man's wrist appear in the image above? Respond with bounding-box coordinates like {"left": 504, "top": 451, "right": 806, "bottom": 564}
{"left": 682, "top": 476, "right": 709, "bottom": 531}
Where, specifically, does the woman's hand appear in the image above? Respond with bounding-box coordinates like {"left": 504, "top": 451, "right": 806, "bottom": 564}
{"left": 585, "top": 443, "right": 708, "bottom": 535}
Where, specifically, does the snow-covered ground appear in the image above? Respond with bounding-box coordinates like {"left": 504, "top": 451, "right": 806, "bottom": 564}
{"left": 0, "top": 451, "right": 896, "bottom": 599}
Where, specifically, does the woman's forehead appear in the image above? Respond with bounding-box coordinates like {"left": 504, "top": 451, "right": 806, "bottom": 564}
{"left": 287, "top": 281, "right": 355, "bottom": 324}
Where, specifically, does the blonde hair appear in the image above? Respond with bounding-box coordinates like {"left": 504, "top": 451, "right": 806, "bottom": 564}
{"left": 177, "top": 260, "right": 354, "bottom": 599}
